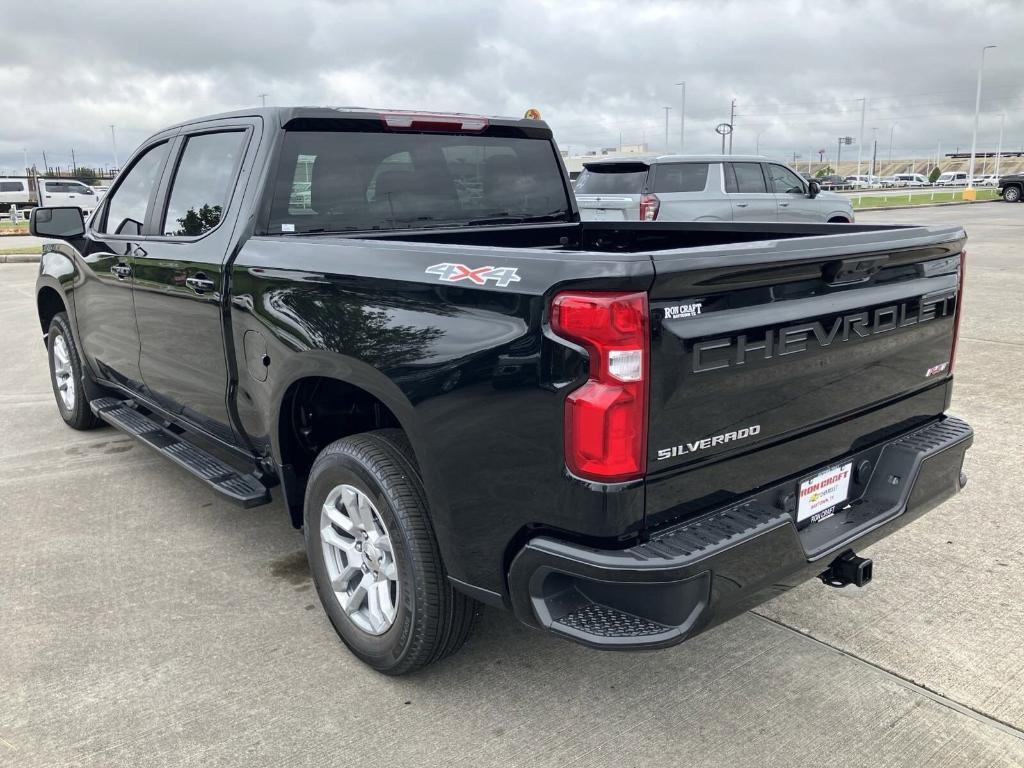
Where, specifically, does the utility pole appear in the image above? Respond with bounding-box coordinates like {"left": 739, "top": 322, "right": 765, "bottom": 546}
{"left": 755, "top": 131, "right": 762, "bottom": 155}
{"left": 871, "top": 128, "right": 878, "bottom": 178}
{"left": 792, "top": 151, "right": 799, "bottom": 166}
{"left": 23, "top": 148, "right": 29, "bottom": 176}
{"left": 936, "top": 140, "right": 941, "bottom": 173}
{"left": 42, "top": 150, "right": 49, "bottom": 175}
{"left": 995, "top": 113, "right": 1005, "bottom": 179}
{"left": 808, "top": 146, "right": 812, "bottom": 174}
{"left": 663, "top": 106, "right": 671, "bottom": 153}
{"left": 857, "top": 97, "right": 866, "bottom": 179}
{"left": 676, "top": 81, "right": 686, "bottom": 152}
{"left": 258, "top": 93, "right": 268, "bottom": 107}
{"left": 110, "top": 125, "right": 118, "bottom": 170}
{"left": 728, "top": 99, "right": 736, "bottom": 154}
{"left": 71, "top": 148, "right": 77, "bottom": 172}
{"left": 968, "top": 45, "right": 997, "bottom": 187}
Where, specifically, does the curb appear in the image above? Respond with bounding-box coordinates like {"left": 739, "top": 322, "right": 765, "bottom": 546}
{"left": 854, "top": 199, "right": 1003, "bottom": 212}
{"left": 0, "top": 254, "right": 40, "bottom": 263}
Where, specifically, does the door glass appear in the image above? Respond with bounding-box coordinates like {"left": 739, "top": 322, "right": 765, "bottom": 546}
{"left": 162, "top": 131, "right": 246, "bottom": 237}
{"left": 652, "top": 163, "right": 708, "bottom": 193}
{"left": 728, "top": 163, "right": 768, "bottom": 193}
{"left": 101, "top": 142, "right": 170, "bottom": 235}
{"left": 768, "top": 164, "right": 805, "bottom": 194}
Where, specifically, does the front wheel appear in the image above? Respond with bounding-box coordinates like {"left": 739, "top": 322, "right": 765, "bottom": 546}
{"left": 1003, "top": 186, "right": 1021, "bottom": 203}
{"left": 303, "top": 430, "right": 479, "bottom": 675}
{"left": 47, "top": 312, "right": 101, "bottom": 430}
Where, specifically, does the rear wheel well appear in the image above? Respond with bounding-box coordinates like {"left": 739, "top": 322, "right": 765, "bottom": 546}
{"left": 277, "top": 376, "right": 403, "bottom": 526}
{"left": 37, "top": 287, "right": 66, "bottom": 338}
{"left": 828, "top": 216, "right": 850, "bottom": 223}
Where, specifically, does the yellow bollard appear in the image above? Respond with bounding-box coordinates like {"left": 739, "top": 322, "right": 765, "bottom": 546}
{"left": 963, "top": 187, "right": 977, "bottom": 201}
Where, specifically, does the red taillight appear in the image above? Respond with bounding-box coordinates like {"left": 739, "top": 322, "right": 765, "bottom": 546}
{"left": 950, "top": 250, "right": 966, "bottom": 373}
{"left": 380, "top": 111, "right": 489, "bottom": 132}
{"left": 639, "top": 193, "right": 660, "bottom": 221}
{"left": 551, "top": 291, "right": 649, "bottom": 483}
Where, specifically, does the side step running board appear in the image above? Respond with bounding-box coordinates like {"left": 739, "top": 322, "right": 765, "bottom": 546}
{"left": 90, "top": 397, "right": 271, "bottom": 508}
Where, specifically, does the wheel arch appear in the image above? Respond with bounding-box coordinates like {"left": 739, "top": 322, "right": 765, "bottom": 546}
{"left": 36, "top": 284, "right": 66, "bottom": 339}
{"left": 269, "top": 353, "right": 441, "bottom": 530}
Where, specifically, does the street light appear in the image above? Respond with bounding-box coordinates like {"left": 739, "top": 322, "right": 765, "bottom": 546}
{"left": 675, "top": 81, "right": 686, "bottom": 152}
{"left": 967, "top": 45, "right": 997, "bottom": 188}
{"left": 663, "top": 106, "right": 672, "bottom": 153}
{"left": 109, "top": 125, "right": 118, "bottom": 171}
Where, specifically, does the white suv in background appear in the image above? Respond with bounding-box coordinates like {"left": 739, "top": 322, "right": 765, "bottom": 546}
{"left": 37, "top": 179, "right": 101, "bottom": 215}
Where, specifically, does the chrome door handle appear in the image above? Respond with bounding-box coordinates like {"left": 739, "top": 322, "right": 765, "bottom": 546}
{"left": 185, "top": 275, "right": 216, "bottom": 294}
{"left": 736, "top": 202, "right": 749, "bottom": 208}
{"left": 779, "top": 202, "right": 790, "bottom": 207}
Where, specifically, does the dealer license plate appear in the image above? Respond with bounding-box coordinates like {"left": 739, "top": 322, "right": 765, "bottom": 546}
{"left": 797, "top": 462, "right": 853, "bottom": 523}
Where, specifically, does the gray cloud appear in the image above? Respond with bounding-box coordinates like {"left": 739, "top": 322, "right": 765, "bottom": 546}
{"left": 2, "top": 0, "right": 1022, "bottom": 173}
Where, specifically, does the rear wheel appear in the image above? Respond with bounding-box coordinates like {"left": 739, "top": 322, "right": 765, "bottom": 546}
{"left": 47, "top": 312, "right": 101, "bottom": 430}
{"left": 303, "top": 430, "right": 479, "bottom": 674}
{"left": 1003, "top": 185, "right": 1021, "bottom": 203}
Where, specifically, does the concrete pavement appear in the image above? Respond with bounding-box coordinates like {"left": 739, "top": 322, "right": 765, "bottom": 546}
{"left": 1, "top": 203, "right": 1023, "bottom": 766}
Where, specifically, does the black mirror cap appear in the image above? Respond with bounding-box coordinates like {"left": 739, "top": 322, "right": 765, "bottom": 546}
{"left": 808, "top": 180, "right": 821, "bottom": 199}
{"left": 30, "top": 206, "right": 85, "bottom": 240}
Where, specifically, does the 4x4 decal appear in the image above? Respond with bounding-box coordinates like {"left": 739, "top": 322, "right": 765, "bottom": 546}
{"left": 425, "top": 263, "right": 521, "bottom": 288}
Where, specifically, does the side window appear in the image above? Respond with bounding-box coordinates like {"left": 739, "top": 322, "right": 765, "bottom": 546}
{"left": 727, "top": 163, "right": 768, "bottom": 194}
{"left": 652, "top": 163, "right": 709, "bottom": 193}
{"left": 100, "top": 142, "right": 170, "bottom": 235}
{"left": 767, "top": 164, "right": 805, "bottom": 194}
{"left": 0, "top": 182, "right": 23, "bottom": 192}
{"left": 162, "top": 131, "right": 246, "bottom": 237}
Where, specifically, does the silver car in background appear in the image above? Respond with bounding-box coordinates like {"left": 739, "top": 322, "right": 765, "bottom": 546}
{"left": 574, "top": 155, "right": 854, "bottom": 223}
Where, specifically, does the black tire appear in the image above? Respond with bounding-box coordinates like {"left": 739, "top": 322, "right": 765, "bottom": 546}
{"left": 303, "top": 429, "right": 480, "bottom": 675}
{"left": 47, "top": 312, "right": 101, "bottom": 430}
{"left": 1003, "top": 185, "right": 1021, "bottom": 203}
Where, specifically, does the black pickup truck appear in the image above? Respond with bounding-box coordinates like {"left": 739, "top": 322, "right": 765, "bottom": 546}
{"left": 31, "top": 107, "right": 972, "bottom": 675}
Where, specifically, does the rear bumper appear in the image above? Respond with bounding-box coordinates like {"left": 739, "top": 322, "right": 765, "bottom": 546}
{"left": 508, "top": 415, "right": 972, "bottom": 649}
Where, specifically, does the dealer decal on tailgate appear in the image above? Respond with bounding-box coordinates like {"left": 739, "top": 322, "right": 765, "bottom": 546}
{"left": 798, "top": 462, "right": 853, "bottom": 523}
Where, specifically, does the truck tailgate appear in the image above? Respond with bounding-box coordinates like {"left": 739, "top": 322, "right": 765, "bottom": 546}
{"left": 646, "top": 227, "right": 965, "bottom": 479}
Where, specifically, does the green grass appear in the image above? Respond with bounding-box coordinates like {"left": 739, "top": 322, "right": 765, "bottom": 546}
{"left": 852, "top": 188, "right": 1000, "bottom": 210}
{"left": 0, "top": 220, "right": 29, "bottom": 232}
{"left": 0, "top": 246, "right": 40, "bottom": 256}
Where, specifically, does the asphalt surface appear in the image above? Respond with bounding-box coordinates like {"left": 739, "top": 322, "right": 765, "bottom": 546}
{"left": 1, "top": 203, "right": 1022, "bottom": 767}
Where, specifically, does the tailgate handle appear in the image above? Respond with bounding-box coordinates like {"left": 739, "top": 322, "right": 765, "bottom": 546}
{"left": 823, "top": 255, "right": 888, "bottom": 286}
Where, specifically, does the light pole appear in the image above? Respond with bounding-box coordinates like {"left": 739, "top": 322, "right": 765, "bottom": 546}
{"left": 675, "top": 81, "right": 686, "bottom": 152}
{"left": 888, "top": 122, "right": 896, "bottom": 172}
{"left": 856, "top": 97, "right": 866, "bottom": 179}
{"left": 663, "top": 106, "right": 672, "bottom": 153}
{"left": 991, "top": 112, "right": 1007, "bottom": 180}
{"left": 755, "top": 131, "right": 763, "bottom": 155}
{"left": 109, "top": 125, "right": 118, "bottom": 171}
{"left": 967, "top": 45, "right": 997, "bottom": 188}
{"left": 23, "top": 148, "right": 29, "bottom": 175}
{"left": 258, "top": 93, "right": 268, "bottom": 107}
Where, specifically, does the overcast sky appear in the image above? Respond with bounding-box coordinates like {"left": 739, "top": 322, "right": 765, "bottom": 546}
{"left": 2, "top": 0, "right": 1022, "bottom": 174}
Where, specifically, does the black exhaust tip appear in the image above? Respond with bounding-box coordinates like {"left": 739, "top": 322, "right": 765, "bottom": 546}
{"left": 820, "top": 550, "right": 873, "bottom": 588}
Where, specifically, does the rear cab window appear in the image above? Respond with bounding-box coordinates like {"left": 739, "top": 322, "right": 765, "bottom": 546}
{"left": 268, "top": 127, "right": 571, "bottom": 233}
{"left": 574, "top": 163, "right": 650, "bottom": 195}
{"left": 651, "top": 163, "right": 708, "bottom": 193}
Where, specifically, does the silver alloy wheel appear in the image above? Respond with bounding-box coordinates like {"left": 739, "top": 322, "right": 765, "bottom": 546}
{"left": 320, "top": 484, "right": 399, "bottom": 635}
{"left": 52, "top": 334, "right": 76, "bottom": 411}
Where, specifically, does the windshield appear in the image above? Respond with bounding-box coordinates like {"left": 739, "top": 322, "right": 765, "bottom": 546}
{"left": 267, "top": 129, "right": 571, "bottom": 233}
{"left": 574, "top": 164, "right": 650, "bottom": 194}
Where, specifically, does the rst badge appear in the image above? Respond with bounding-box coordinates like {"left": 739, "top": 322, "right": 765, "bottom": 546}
{"left": 425, "top": 263, "right": 521, "bottom": 288}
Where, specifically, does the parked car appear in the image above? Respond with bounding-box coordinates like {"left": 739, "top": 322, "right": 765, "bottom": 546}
{"left": 817, "top": 174, "right": 850, "bottom": 190}
{"left": 974, "top": 174, "right": 999, "bottom": 187}
{"left": 0, "top": 177, "right": 34, "bottom": 211}
{"left": 890, "top": 173, "right": 929, "bottom": 187}
{"left": 36, "top": 179, "right": 100, "bottom": 215}
{"left": 935, "top": 172, "right": 969, "bottom": 187}
{"left": 31, "top": 106, "right": 971, "bottom": 674}
{"left": 844, "top": 175, "right": 880, "bottom": 189}
{"left": 998, "top": 173, "right": 1023, "bottom": 202}
{"left": 574, "top": 155, "right": 854, "bottom": 223}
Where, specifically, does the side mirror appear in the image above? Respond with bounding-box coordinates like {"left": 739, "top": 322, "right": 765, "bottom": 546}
{"left": 808, "top": 180, "right": 821, "bottom": 199}
{"left": 30, "top": 206, "right": 85, "bottom": 239}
